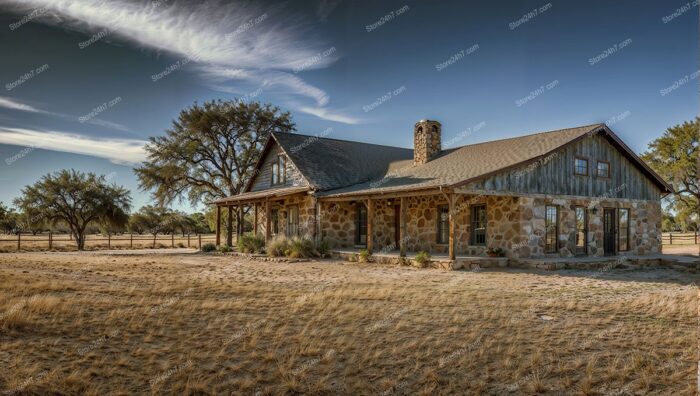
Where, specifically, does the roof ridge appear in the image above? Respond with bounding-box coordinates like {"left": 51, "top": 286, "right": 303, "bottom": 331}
{"left": 274, "top": 131, "right": 413, "bottom": 151}
{"left": 446, "top": 123, "right": 604, "bottom": 151}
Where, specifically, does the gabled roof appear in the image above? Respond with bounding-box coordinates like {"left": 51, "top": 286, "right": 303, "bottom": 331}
{"left": 316, "top": 124, "right": 673, "bottom": 197}
{"left": 249, "top": 132, "right": 414, "bottom": 192}
{"left": 236, "top": 123, "right": 672, "bottom": 202}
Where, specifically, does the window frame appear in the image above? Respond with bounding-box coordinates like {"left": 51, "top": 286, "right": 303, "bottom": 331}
{"left": 545, "top": 205, "right": 559, "bottom": 253}
{"left": 436, "top": 204, "right": 449, "bottom": 245}
{"left": 574, "top": 206, "right": 587, "bottom": 255}
{"left": 574, "top": 156, "right": 589, "bottom": 176}
{"left": 596, "top": 160, "right": 611, "bottom": 179}
{"left": 270, "top": 208, "right": 279, "bottom": 235}
{"left": 286, "top": 205, "right": 299, "bottom": 238}
{"left": 618, "top": 208, "right": 630, "bottom": 252}
{"left": 270, "top": 156, "right": 287, "bottom": 186}
{"left": 470, "top": 204, "right": 487, "bottom": 246}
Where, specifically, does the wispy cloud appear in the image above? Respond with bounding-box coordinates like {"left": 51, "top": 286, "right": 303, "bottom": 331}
{"left": 0, "top": 127, "right": 146, "bottom": 165}
{"left": 0, "top": 97, "right": 46, "bottom": 113}
{"left": 299, "top": 106, "right": 360, "bottom": 124}
{"left": 6, "top": 0, "right": 355, "bottom": 122}
{"left": 0, "top": 96, "right": 132, "bottom": 133}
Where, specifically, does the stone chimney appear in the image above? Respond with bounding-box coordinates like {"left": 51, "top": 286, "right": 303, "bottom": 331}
{"left": 414, "top": 120, "right": 441, "bottom": 165}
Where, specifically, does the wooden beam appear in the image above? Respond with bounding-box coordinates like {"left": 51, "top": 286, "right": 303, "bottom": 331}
{"left": 253, "top": 202, "right": 258, "bottom": 236}
{"left": 399, "top": 197, "right": 407, "bottom": 257}
{"left": 366, "top": 198, "right": 374, "bottom": 253}
{"left": 319, "top": 188, "right": 444, "bottom": 203}
{"left": 215, "top": 205, "right": 221, "bottom": 247}
{"left": 226, "top": 206, "right": 233, "bottom": 246}
{"left": 265, "top": 199, "right": 271, "bottom": 241}
{"left": 448, "top": 193, "right": 456, "bottom": 260}
{"left": 236, "top": 206, "right": 243, "bottom": 243}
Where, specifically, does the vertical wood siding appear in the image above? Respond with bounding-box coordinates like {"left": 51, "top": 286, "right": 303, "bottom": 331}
{"left": 249, "top": 143, "right": 307, "bottom": 192}
{"left": 464, "top": 134, "right": 661, "bottom": 200}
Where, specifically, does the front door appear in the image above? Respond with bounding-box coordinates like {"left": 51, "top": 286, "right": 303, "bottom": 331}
{"left": 603, "top": 208, "right": 616, "bottom": 255}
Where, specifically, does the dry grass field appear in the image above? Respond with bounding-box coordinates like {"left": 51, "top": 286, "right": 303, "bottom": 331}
{"left": 0, "top": 252, "right": 697, "bottom": 395}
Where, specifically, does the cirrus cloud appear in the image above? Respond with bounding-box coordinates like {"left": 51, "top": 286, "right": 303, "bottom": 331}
{"left": 5, "top": 0, "right": 357, "bottom": 123}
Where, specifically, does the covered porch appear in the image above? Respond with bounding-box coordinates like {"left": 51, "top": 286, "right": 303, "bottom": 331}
{"left": 211, "top": 186, "right": 313, "bottom": 246}
{"left": 317, "top": 187, "right": 496, "bottom": 261}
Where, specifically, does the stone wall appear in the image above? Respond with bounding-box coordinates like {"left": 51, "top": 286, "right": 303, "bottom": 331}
{"left": 319, "top": 201, "right": 356, "bottom": 248}
{"left": 248, "top": 192, "right": 661, "bottom": 260}
{"left": 517, "top": 196, "right": 662, "bottom": 258}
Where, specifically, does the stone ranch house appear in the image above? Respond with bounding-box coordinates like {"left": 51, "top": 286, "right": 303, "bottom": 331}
{"left": 212, "top": 121, "right": 672, "bottom": 260}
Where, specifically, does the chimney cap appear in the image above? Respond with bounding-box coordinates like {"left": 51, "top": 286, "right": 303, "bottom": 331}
{"left": 415, "top": 119, "right": 441, "bottom": 126}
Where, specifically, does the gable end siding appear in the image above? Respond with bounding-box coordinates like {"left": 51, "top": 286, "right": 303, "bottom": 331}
{"left": 463, "top": 134, "right": 661, "bottom": 200}
{"left": 249, "top": 143, "right": 307, "bottom": 192}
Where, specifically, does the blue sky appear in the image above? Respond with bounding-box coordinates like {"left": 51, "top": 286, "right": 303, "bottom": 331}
{"left": 0, "top": 0, "right": 697, "bottom": 212}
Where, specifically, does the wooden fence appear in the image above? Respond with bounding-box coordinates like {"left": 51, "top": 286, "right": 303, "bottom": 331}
{"left": 661, "top": 232, "right": 699, "bottom": 245}
{"left": 0, "top": 233, "right": 217, "bottom": 251}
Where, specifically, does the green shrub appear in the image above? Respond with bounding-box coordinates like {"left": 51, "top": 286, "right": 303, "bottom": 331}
{"left": 201, "top": 243, "right": 217, "bottom": 253}
{"left": 316, "top": 239, "right": 331, "bottom": 258}
{"left": 414, "top": 251, "right": 431, "bottom": 267}
{"left": 219, "top": 245, "right": 232, "bottom": 253}
{"left": 358, "top": 249, "right": 372, "bottom": 263}
{"left": 286, "top": 236, "right": 317, "bottom": 258}
{"left": 267, "top": 237, "right": 291, "bottom": 257}
{"left": 237, "top": 233, "right": 266, "bottom": 254}
{"left": 348, "top": 253, "right": 358, "bottom": 262}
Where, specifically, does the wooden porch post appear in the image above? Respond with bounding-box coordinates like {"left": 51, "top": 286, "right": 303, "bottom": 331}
{"left": 236, "top": 205, "right": 242, "bottom": 243}
{"left": 448, "top": 193, "right": 456, "bottom": 261}
{"left": 400, "top": 197, "right": 407, "bottom": 257}
{"left": 215, "top": 205, "right": 221, "bottom": 247}
{"left": 367, "top": 198, "right": 374, "bottom": 253}
{"left": 253, "top": 202, "right": 258, "bottom": 236}
{"left": 226, "top": 205, "right": 233, "bottom": 246}
{"left": 265, "top": 199, "right": 271, "bottom": 241}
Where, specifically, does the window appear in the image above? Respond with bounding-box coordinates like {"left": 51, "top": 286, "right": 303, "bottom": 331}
{"left": 574, "top": 157, "right": 588, "bottom": 176}
{"left": 575, "top": 207, "right": 587, "bottom": 255}
{"left": 286, "top": 206, "right": 299, "bottom": 237}
{"left": 596, "top": 161, "right": 610, "bottom": 178}
{"left": 355, "top": 203, "right": 367, "bottom": 245}
{"left": 618, "top": 208, "right": 630, "bottom": 252}
{"left": 545, "top": 206, "right": 558, "bottom": 253}
{"left": 271, "top": 156, "right": 287, "bottom": 185}
{"left": 270, "top": 209, "right": 279, "bottom": 235}
{"left": 470, "top": 205, "right": 487, "bottom": 246}
{"left": 436, "top": 205, "right": 449, "bottom": 244}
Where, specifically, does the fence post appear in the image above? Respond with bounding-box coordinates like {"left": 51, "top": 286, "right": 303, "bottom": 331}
{"left": 695, "top": 232, "right": 698, "bottom": 245}
{"left": 108, "top": 233, "right": 111, "bottom": 249}
{"left": 17, "top": 233, "right": 20, "bottom": 251}
{"left": 669, "top": 233, "right": 673, "bottom": 245}
{"left": 187, "top": 234, "right": 191, "bottom": 248}
{"left": 130, "top": 233, "right": 133, "bottom": 249}
{"left": 198, "top": 234, "right": 202, "bottom": 249}
{"left": 48, "top": 231, "right": 53, "bottom": 250}
{"left": 171, "top": 233, "right": 175, "bottom": 248}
